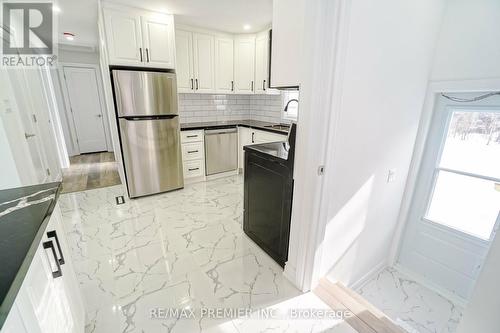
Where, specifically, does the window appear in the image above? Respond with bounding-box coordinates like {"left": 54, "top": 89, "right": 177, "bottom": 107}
{"left": 282, "top": 90, "right": 299, "bottom": 121}
{"left": 425, "top": 110, "right": 500, "bottom": 240}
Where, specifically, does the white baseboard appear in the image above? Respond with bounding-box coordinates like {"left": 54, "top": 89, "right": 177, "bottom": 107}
{"left": 349, "top": 260, "right": 388, "bottom": 291}
{"left": 394, "top": 263, "right": 468, "bottom": 308}
{"left": 283, "top": 262, "right": 300, "bottom": 289}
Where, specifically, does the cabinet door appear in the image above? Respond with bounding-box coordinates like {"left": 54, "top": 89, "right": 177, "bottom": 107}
{"left": 255, "top": 32, "right": 269, "bottom": 94}
{"left": 175, "top": 30, "right": 194, "bottom": 93}
{"left": 238, "top": 127, "right": 253, "bottom": 169}
{"left": 215, "top": 37, "right": 234, "bottom": 94}
{"left": 13, "top": 205, "right": 84, "bottom": 333}
{"left": 103, "top": 8, "right": 143, "bottom": 66}
{"left": 234, "top": 36, "right": 256, "bottom": 94}
{"left": 192, "top": 33, "right": 215, "bottom": 93}
{"left": 141, "top": 14, "right": 175, "bottom": 69}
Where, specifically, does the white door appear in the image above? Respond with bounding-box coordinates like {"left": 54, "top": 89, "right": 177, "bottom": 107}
{"left": 399, "top": 95, "right": 500, "bottom": 301}
{"left": 103, "top": 8, "right": 143, "bottom": 66}
{"left": 215, "top": 37, "right": 234, "bottom": 93}
{"left": 255, "top": 32, "right": 269, "bottom": 94}
{"left": 141, "top": 13, "right": 175, "bottom": 69}
{"left": 234, "top": 36, "right": 256, "bottom": 94}
{"left": 192, "top": 33, "right": 215, "bottom": 93}
{"left": 63, "top": 66, "right": 108, "bottom": 153}
{"left": 175, "top": 30, "right": 194, "bottom": 93}
{"left": 3, "top": 69, "right": 52, "bottom": 183}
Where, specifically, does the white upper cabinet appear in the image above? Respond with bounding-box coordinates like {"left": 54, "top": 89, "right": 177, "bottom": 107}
{"left": 141, "top": 14, "right": 175, "bottom": 68}
{"left": 215, "top": 37, "right": 234, "bottom": 93}
{"left": 103, "top": 4, "right": 175, "bottom": 69}
{"left": 270, "top": 0, "right": 305, "bottom": 87}
{"left": 103, "top": 8, "right": 143, "bottom": 66}
{"left": 255, "top": 31, "right": 270, "bottom": 94}
{"left": 175, "top": 30, "right": 194, "bottom": 93}
{"left": 234, "top": 35, "right": 256, "bottom": 94}
{"left": 192, "top": 33, "right": 215, "bottom": 93}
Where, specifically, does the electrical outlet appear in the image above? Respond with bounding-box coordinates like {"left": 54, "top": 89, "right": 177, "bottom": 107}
{"left": 387, "top": 169, "right": 396, "bottom": 183}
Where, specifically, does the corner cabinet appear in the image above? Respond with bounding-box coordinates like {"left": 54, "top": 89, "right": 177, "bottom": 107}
{"left": 103, "top": 5, "right": 175, "bottom": 69}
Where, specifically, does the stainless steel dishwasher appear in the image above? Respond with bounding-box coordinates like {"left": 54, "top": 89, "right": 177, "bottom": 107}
{"left": 205, "top": 127, "right": 238, "bottom": 175}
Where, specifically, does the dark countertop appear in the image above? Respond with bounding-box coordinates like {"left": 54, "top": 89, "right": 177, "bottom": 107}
{"left": 0, "top": 182, "right": 61, "bottom": 329}
{"left": 180, "top": 119, "right": 290, "bottom": 135}
{"left": 244, "top": 142, "right": 290, "bottom": 161}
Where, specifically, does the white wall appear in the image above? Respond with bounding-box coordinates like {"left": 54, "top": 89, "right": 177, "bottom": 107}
{"left": 431, "top": 0, "right": 500, "bottom": 81}
{"left": 456, "top": 229, "right": 500, "bottom": 333}
{"left": 318, "top": 0, "right": 447, "bottom": 286}
{"left": 58, "top": 50, "right": 99, "bottom": 65}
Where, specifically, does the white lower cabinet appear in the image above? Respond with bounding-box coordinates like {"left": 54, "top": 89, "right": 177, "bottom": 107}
{"left": 238, "top": 127, "right": 287, "bottom": 170}
{"left": 2, "top": 204, "right": 84, "bottom": 333}
{"left": 181, "top": 130, "right": 206, "bottom": 182}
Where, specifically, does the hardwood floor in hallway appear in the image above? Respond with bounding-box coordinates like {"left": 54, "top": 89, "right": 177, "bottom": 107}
{"left": 61, "top": 152, "right": 121, "bottom": 194}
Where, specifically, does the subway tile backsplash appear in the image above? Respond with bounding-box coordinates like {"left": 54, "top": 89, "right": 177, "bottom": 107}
{"left": 178, "top": 93, "right": 284, "bottom": 124}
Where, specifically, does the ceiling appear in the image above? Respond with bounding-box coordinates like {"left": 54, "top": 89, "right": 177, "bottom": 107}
{"left": 56, "top": 0, "right": 272, "bottom": 47}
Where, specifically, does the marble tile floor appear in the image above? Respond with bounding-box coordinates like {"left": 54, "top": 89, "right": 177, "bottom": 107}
{"left": 357, "top": 267, "right": 463, "bottom": 333}
{"left": 59, "top": 175, "right": 357, "bottom": 333}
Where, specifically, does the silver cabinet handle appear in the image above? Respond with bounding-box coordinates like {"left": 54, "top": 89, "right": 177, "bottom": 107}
{"left": 25, "top": 133, "right": 36, "bottom": 139}
{"left": 251, "top": 81, "right": 254, "bottom": 92}
{"left": 139, "top": 48, "right": 143, "bottom": 62}
{"left": 146, "top": 48, "right": 150, "bottom": 62}
{"left": 43, "top": 241, "right": 62, "bottom": 278}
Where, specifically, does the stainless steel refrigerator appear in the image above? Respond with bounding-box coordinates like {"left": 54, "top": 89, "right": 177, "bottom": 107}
{"left": 112, "top": 70, "right": 183, "bottom": 198}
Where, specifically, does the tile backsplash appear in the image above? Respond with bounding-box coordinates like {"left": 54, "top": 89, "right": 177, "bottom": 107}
{"left": 178, "top": 93, "right": 285, "bottom": 124}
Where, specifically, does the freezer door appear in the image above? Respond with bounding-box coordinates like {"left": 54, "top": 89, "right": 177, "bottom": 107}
{"left": 119, "top": 117, "right": 183, "bottom": 197}
{"left": 113, "top": 70, "right": 178, "bottom": 117}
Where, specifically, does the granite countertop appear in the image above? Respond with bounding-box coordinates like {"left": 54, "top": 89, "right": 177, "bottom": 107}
{"left": 244, "top": 142, "right": 290, "bottom": 161}
{"left": 0, "top": 182, "right": 61, "bottom": 329}
{"left": 180, "top": 119, "right": 290, "bottom": 135}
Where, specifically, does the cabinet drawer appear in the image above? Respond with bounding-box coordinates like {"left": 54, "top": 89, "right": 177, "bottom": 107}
{"left": 181, "top": 130, "right": 204, "bottom": 143}
{"left": 182, "top": 142, "right": 204, "bottom": 161}
{"left": 184, "top": 160, "right": 205, "bottom": 178}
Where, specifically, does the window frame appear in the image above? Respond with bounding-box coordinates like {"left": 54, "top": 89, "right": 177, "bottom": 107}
{"left": 423, "top": 106, "right": 500, "bottom": 241}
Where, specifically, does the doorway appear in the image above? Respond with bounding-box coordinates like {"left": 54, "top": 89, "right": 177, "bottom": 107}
{"left": 60, "top": 65, "right": 109, "bottom": 154}
{"left": 398, "top": 92, "right": 500, "bottom": 302}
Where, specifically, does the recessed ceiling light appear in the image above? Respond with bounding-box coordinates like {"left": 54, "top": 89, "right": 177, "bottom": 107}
{"left": 63, "top": 32, "right": 75, "bottom": 41}
{"left": 243, "top": 24, "right": 251, "bottom": 31}
{"left": 53, "top": 5, "right": 61, "bottom": 13}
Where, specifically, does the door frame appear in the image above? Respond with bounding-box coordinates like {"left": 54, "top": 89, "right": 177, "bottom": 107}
{"left": 389, "top": 79, "right": 500, "bottom": 294}
{"left": 58, "top": 62, "right": 113, "bottom": 156}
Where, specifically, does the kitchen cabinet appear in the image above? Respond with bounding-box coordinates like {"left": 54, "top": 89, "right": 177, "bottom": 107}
{"left": 1, "top": 204, "right": 84, "bottom": 333}
{"left": 175, "top": 30, "right": 194, "bottom": 93}
{"left": 193, "top": 33, "right": 216, "bottom": 93}
{"left": 140, "top": 14, "right": 176, "bottom": 68}
{"left": 176, "top": 30, "right": 216, "bottom": 93}
{"left": 234, "top": 36, "right": 256, "bottom": 94}
{"left": 255, "top": 31, "right": 270, "bottom": 94}
{"left": 215, "top": 37, "right": 235, "bottom": 93}
{"left": 181, "top": 130, "right": 206, "bottom": 181}
{"left": 103, "top": 8, "right": 143, "bottom": 66}
{"left": 270, "top": 0, "right": 305, "bottom": 87}
{"left": 103, "top": 5, "right": 175, "bottom": 69}
{"left": 175, "top": 26, "right": 274, "bottom": 95}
